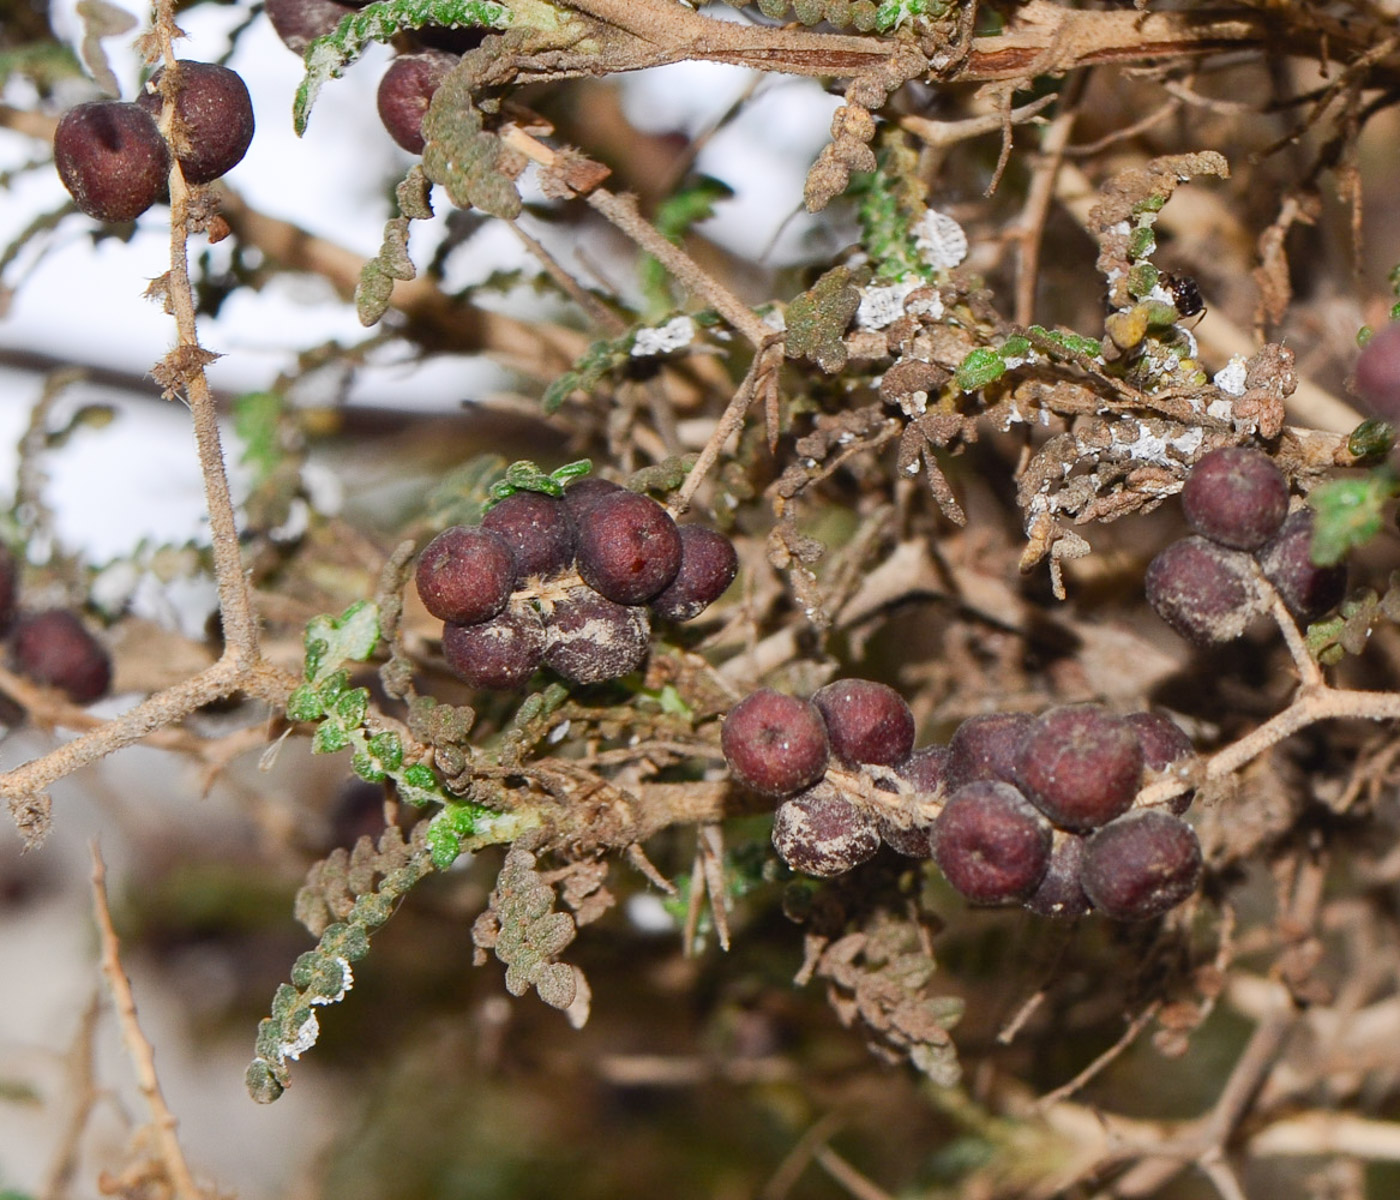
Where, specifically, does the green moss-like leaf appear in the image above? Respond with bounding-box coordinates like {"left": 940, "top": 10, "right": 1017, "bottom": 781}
{"left": 1308, "top": 471, "right": 1399, "bottom": 566}
{"left": 785, "top": 267, "right": 861, "bottom": 374}
{"left": 286, "top": 683, "right": 324, "bottom": 723}
{"left": 955, "top": 347, "right": 1007, "bottom": 391}
{"left": 305, "top": 601, "right": 381, "bottom": 685}
{"left": 312, "top": 722, "right": 351, "bottom": 755}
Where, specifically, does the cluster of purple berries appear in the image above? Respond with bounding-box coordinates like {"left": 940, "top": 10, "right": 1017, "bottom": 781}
{"left": 1146, "top": 446, "right": 1346, "bottom": 644}
{"left": 723, "top": 683, "right": 1204, "bottom": 922}
{"left": 53, "top": 61, "right": 254, "bottom": 224}
{"left": 417, "top": 479, "right": 738, "bottom": 690}
{"left": 0, "top": 546, "right": 111, "bottom": 706}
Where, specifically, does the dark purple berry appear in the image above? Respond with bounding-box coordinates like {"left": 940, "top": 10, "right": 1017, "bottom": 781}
{"left": 1353, "top": 321, "right": 1400, "bottom": 423}
{"left": 442, "top": 605, "right": 545, "bottom": 690}
{"left": 265, "top": 0, "right": 361, "bottom": 53}
{"left": 873, "top": 785, "right": 934, "bottom": 857}
{"left": 376, "top": 52, "right": 456, "bottom": 155}
{"left": 772, "top": 783, "right": 880, "bottom": 877}
{"left": 1145, "top": 536, "right": 1265, "bottom": 645}
{"left": 945, "top": 711, "right": 1033, "bottom": 791}
{"left": 542, "top": 591, "right": 651, "bottom": 685}
{"left": 1125, "top": 711, "right": 1196, "bottom": 815}
{"left": 899, "top": 745, "right": 948, "bottom": 793}
{"left": 12, "top": 610, "right": 112, "bottom": 704}
{"left": 415, "top": 526, "right": 516, "bottom": 625}
{"left": 811, "top": 678, "right": 915, "bottom": 767}
{"left": 650, "top": 525, "right": 739, "bottom": 622}
{"left": 1017, "top": 704, "right": 1143, "bottom": 832}
{"left": 1256, "top": 508, "right": 1347, "bottom": 623}
{"left": 1181, "top": 447, "right": 1289, "bottom": 551}
{"left": 481, "top": 491, "right": 575, "bottom": 585}
{"left": 1023, "top": 831, "right": 1092, "bottom": 918}
{"left": 574, "top": 491, "right": 683, "bottom": 606}
{"left": 561, "top": 477, "right": 623, "bottom": 525}
{"left": 54, "top": 101, "right": 169, "bottom": 223}
{"left": 1081, "top": 810, "right": 1202, "bottom": 921}
{"left": 137, "top": 61, "right": 254, "bottom": 184}
{"left": 932, "top": 780, "right": 1052, "bottom": 905}
{"left": 721, "top": 689, "right": 829, "bottom": 798}
{"left": 412, "top": 24, "right": 488, "bottom": 53}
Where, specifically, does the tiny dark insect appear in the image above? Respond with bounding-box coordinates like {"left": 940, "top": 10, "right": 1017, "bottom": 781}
{"left": 1159, "top": 273, "right": 1204, "bottom": 318}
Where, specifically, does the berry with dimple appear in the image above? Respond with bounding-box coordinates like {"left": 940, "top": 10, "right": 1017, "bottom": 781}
{"left": 574, "top": 490, "right": 683, "bottom": 606}
{"left": 721, "top": 689, "right": 830, "bottom": 797}
{"left": 12, "top": 610, "right": 112, "bottom": 704}
{"left": 376, "top": 52, "right": 456, "bottom": 155}
{"left": 266, "top": 0, "right": 361, "bottom": 53}
{"left": 945, "top": 711, "right": 1033, "bottom": 790}
{"left": 1023, "top": 831, "right": 1092, "bottom": 918}
{"left": 1081, "top": 809, "right": 1202, "bottom": 921}
{"left": 415, "top": 526, "right": 516, "bottom": 625}
{"left": 932, "top": 780, "right": 1052, "bottom": 905}
{"left": 481, "top": 491, "right": 575, "bottom": 586}
{"left": 1256, "top": 508, "right": 1347, "bottom": 623}
{"left": 1145, "top": 536, "right": 1264, "bottom": 645}
{"left": 1181, "top": 447, "right": 1289, "bottom": 550}
{"left": 54, "top": 101, "right": 170, "bottom": 222}
{"left": 1353, "top": 321, "right": 1400, "bottom": 424}
{"left": 812, "top": 678, "right": 915, "bottom": 767}
{"left": 137, "top": 61, "right": 254, "bottom": 184}
{"left": 1017, "top": 704, "right": 1143, "bottom": 832}
{"left": 1125, "top": 710, "right": 1196, "bottom": 815}
{"left": 650, "top": 525, "right": 739, "bottom": 622}
{"left": 542, "top": 591, "right": 651, "bottom": 685}
{"left": 772, "top": 782, "right": 880, "bottom": 877}
{"left": 442, "top": 605, "right": 545, "bottom": 690}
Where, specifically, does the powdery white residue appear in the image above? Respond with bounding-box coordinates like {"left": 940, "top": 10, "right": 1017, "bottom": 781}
{"left": 856, "top": 280, "right": 920, "bottom": 330}
{"left": 632, "top": 315, "right": 696, "bottom": 357}
{"left": 279, "top": 1013, "right": 320, "bottom": 1062}
{"left": 914, "top": 209, "right": 968, "bottom": 271}
{"left": 1213, "top": 355, "right": 1248, "bottom": 396}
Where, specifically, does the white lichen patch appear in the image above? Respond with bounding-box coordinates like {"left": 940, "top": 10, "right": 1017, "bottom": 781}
{"left": 914, "top": 209, "right": 968, "bottom": 271}
{"left": 631, "top": 315, "right": 696, "bottom": 358}
{"left": 856, "top": 280, "right": 921, "bottom": 331}
{"left": 1110, "top": 422, "right": 1204, "bottom": 468}
{"left": 279, "top": 1013, "right": 320, "bottom": 1062}
{"left": 1213, "top": 355, "right": 1248, "bottom": 397}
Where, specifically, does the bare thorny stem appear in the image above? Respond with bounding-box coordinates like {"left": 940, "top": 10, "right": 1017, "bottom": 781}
{"left": 1, "top": 0, "right": 294, "bottom": 842}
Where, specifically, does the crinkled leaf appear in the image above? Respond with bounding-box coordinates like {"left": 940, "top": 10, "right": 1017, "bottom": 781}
{"left": 1308, "top": 472, "right": 1399, "bottom": 566}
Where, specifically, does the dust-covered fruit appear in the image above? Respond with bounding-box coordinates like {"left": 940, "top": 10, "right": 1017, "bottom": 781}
{"left": 1145, "top": 536, "right": 1264, "bottom": 645}
{"left": 54, "top": 101, "right": 169, "bottom": 223}
{"left": 1017, "top": 704, "right": 1143, "bottom": 832}
{"left": 812, "top": 678, "right": 915, "bottom": 767}
{"left": 1353, "top": 320, "right": 1400, "bottom": 424}
{"left": 376, "top": 52, "right": 456, "bottom": 155}
{"left": 900, "top": 744, "right": 948, "bottom": 793}
{"left": 650, "top": 525, "right": 739, "bottom": 622}
{"left": 1023, "top": 831, "right": 1092, "bottom": 918}
{"left": 772, "top": 783, "right": 880, "bottom": 877}
{"left": 721, "top": 689, "right": 830, "bottom": 797}
{"left": 265, "top": 0, "right": 361, "bottom": 53}
{"left": 442, "top": 606, "right": 545, "bottom": 690}
{"left": 542, "top": 591, "right": 651, "bottom": 685}
{"left": 12, "top": 610, "right": 112, "bottom": 704}
{"left": 574, "top": 490, "right": 683, "bottom": 606}
{"left": 415, "top": 526, "right": 516, "bottom": 625}
{"left": 1125, "top": 711, "right": 1195, "bottom": 815}
{"left": 481, "top": 491, "right": 575, "bottom": 585}
{"left": 945, "top": 711, "right": 1033, "bottom": 790}
{"left": 1081, "top": 809, "right": 1202, "bottom": 921}
{"left": 1181, "top": 447, "right": 1289, "bottom": 550}
{"left": 1256, "top": 508, "right": 1347, "bottom": 623}
{"left": 873, "top": 784, "right": 934, "bottom": 857}
{"left": 137, "top": 61, "right": 254, "bottom": 184}
{"left": 932, "top": 781, "right": 1052, "bottom": 905}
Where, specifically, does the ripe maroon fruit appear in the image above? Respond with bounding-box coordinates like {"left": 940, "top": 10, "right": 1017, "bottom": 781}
{"left": 574, "top": 490, "right": 683, "bottom": 606}
{"left": 1017, "top": 704, "right": 1143, "bottom": 832}
{"left": 12, "top": 610, "right": 112, "bottom": 704}
{"left": 54, "top": 101, "right": 170, "bottom": 222}
{"left": 1180, "top": 446, "right": 1289, "bottom": 551}
{"left": 377, "top": 52, "right": 456, "bottom": 155}
{"left": 137, "top": 61, "right": 254, "bottom": 184}
{"left": 1081, "top": 810, "right": 1203, "bottom": 921}
{"left": 772, "top": 782, "right": 880, "bottom": 877}
{"left": 932, "top": 781, "right": 1053, "bottom": 905}
{"left": 414, "top": 526, "right": 516, "bottom": 625}
{"left": 721, "top": 689, "right": 830, "bottom": 797}
{"left": 1145, "top": 536, "right": 1265, "bottom": 645}
{"left": 812, "top": 678, "right": 915, "bottom": 767}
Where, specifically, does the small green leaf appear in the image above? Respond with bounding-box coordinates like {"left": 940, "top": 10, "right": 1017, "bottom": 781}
{"left": 1308, "top": 471, "right": 1400, "bottom": 565}
{"left": 286, "top": 684, "right": 324, "bottom": 723}
{"left": 398, "top": 762, "right": 445, "bottom": 807}
{"left": 1128, "top": 224, "right": 1157, "bottom": 260}
{"left": 351, "top": 752, "right": 386, "bottom": 783}
{"left": 304, "top": 602, "right": 381, "bottom": 685}
{"left": 334, "top": 687, "right": 370, "bottom": 728}
{"left": 1348, "top": 418, "right": 1394, "bottom": 463}
{"left": 312, "top": 722, "right": 351, "bottom": 755}
{"left": 368, "top": 730, "right": 403, "bottom": 771}
{"left": 955, "top": 347, "right": 1006, "bottom": 391}
{"left": 426, "top": 818, "right": 463, "bottom": 870}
